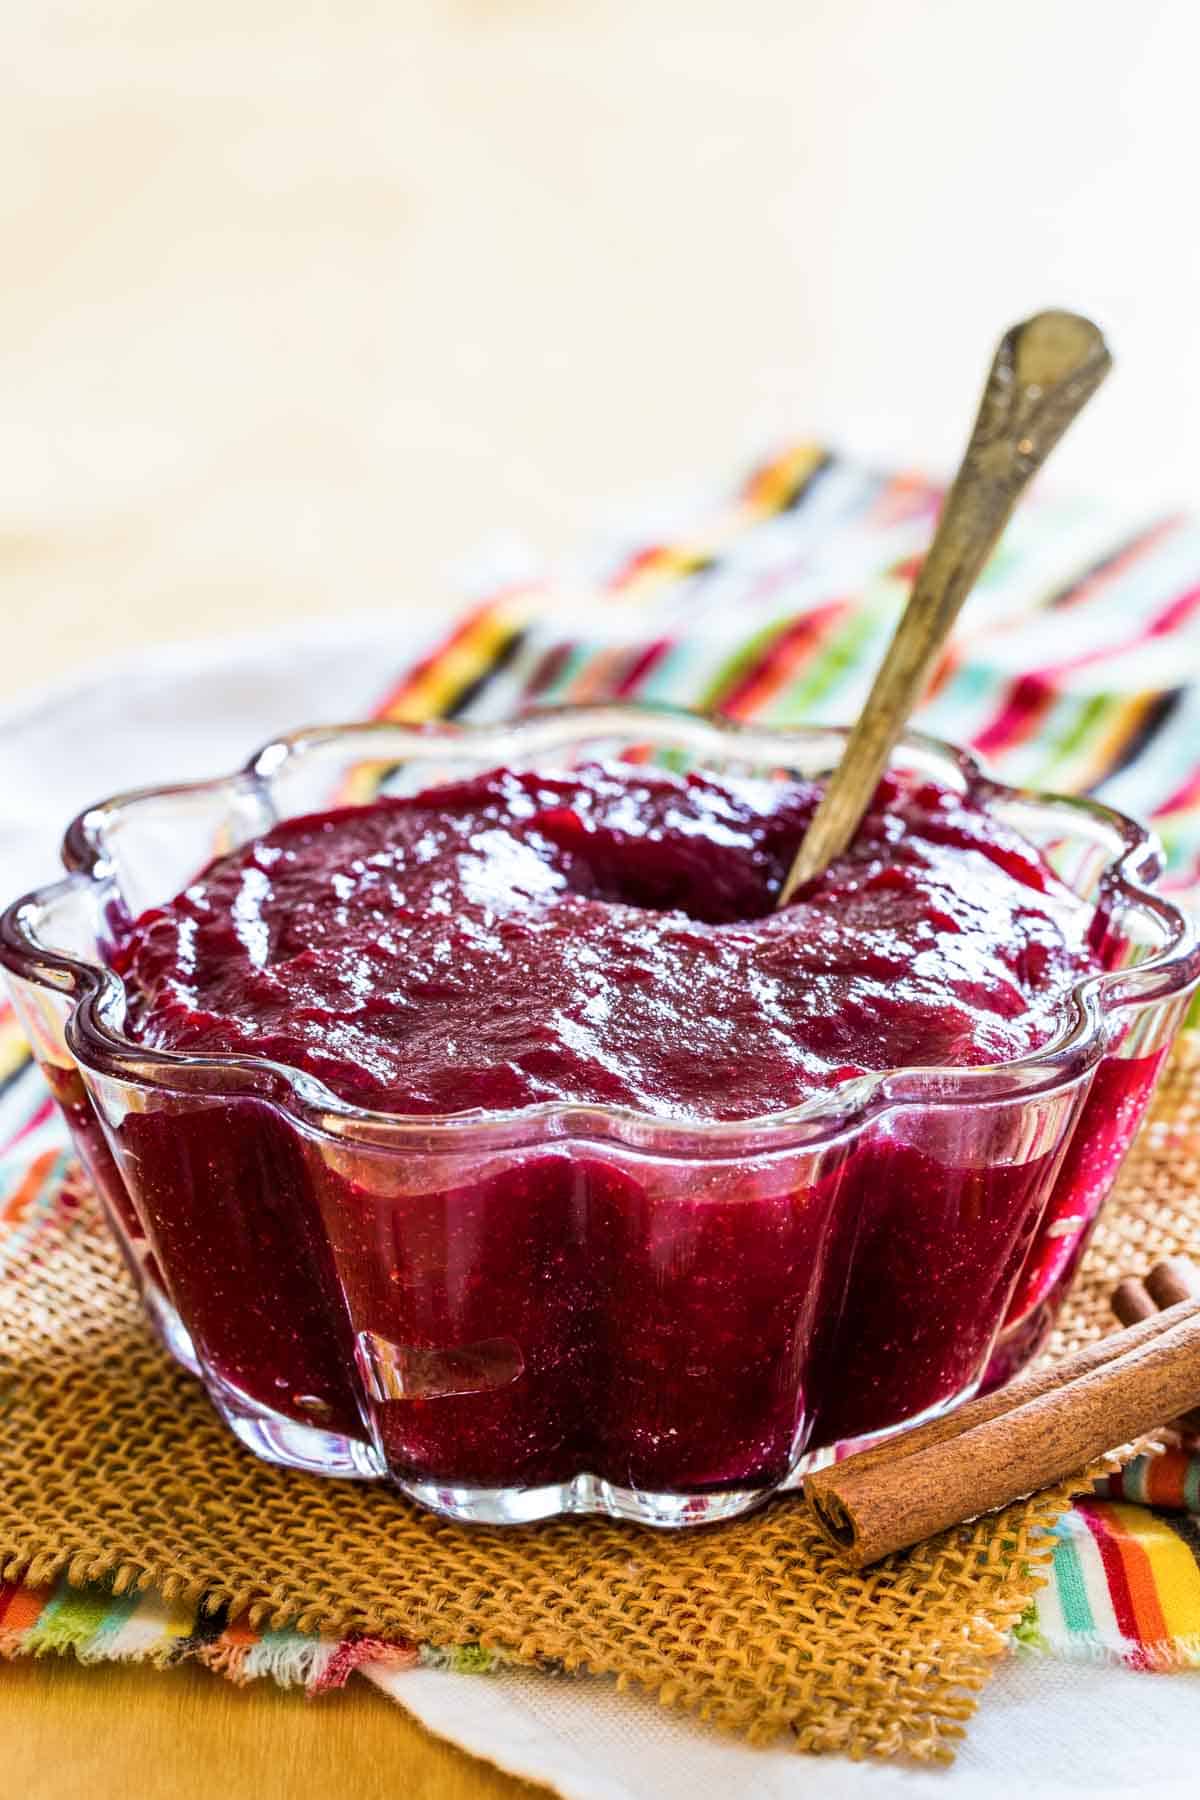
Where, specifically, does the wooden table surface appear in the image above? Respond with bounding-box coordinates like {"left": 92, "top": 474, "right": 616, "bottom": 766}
{"left": 7, "top": 3, "right": 1200, "bottom": 1793}
{"left": 4, "top": 1654, "right": 549, "bottom": 1799}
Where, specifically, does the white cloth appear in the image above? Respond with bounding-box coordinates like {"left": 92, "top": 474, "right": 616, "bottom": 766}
{"left": 371, "top": 1655, "right": 1200, "bottom": 1800}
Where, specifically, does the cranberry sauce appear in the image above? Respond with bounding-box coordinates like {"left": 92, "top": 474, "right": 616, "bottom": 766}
{"left": 115, "top": 764, "right": 1097, "bottom": 1119}
{"left": 114, "top": 1099, "right": 365, "bottom": 1439}
{"left": 95, "top": 762, "right": 1140, "bottom": 1493}
{"left": 982, "top": 1045, "right": 1168, "bottom": 1391}
{"left": 315, "top": 1146, "right": 847, "bottom": 1492}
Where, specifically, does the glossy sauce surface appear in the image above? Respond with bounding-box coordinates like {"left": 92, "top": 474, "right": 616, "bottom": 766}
{"left": 116, "top": 764, "right": 1099, "bottom": 1119}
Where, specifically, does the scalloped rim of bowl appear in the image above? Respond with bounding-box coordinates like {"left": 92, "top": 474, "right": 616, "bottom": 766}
{"left": 4, "top": 703, "right": 1198, "bottom": 1159}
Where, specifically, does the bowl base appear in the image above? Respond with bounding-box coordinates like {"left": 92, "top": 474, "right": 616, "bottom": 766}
{"left": 203, "top": 1368, "right": 385, "bottom": 1480}
{"left": 394, "top": 1472, "right": 774, "bottom": 1528}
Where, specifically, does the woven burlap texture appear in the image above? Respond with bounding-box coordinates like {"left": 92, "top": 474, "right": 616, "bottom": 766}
{"left": 3, "top": 1036, "right": 1198, "bottom": 1763}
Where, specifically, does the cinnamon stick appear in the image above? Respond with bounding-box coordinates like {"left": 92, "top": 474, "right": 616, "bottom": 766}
{"left": 1112, "top": 1256, "right": 1200, "bottom": 1434}
{"left": 805, "top": 1294, "right": 1200, "bottom": 1568}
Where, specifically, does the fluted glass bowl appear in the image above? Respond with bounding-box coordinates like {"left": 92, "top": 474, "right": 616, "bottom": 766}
{"left": 4, "top": 707, "right": 1198, "bottom": 1527}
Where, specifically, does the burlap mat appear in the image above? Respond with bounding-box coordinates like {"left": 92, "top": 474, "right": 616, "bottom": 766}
{"left": 3, "top": 1037, "right": 1198, "bottom": 1763}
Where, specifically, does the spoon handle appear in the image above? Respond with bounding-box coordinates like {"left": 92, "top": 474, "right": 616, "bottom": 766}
{"left": 776, "top": 310, "right": 1112, "bottom": 907}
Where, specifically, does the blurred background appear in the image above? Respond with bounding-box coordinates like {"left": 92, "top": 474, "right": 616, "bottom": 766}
{"left": 7, "top": 0, "right": 1200, "bottom": 699}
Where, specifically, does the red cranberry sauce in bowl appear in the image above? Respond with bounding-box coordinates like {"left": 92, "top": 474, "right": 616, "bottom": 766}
{"left": 5, "top": 711, "right": 1196, "bottom": 1525}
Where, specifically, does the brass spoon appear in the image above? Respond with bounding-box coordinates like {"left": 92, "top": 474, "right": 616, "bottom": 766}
{"left": 776, "top": 310, "right": 1112, "bottom": 908}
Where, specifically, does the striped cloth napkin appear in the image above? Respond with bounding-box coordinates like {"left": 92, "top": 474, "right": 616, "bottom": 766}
{"left": 3, "top": 441, "right": 1200, "bottom": 1685}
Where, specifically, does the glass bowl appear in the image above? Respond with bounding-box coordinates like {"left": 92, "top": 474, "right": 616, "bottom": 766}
{"left": 3, "top": 707, "right": 1198, "bottom": 1528}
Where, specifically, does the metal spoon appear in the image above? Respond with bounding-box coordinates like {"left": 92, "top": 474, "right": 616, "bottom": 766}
{"left": 776, "top": 310, "right": 1112, "bottom": 908}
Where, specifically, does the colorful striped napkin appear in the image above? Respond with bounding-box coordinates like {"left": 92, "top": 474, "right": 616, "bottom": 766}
{"left": 3, "top": 442, "right": 1200, "bottom": 1687}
